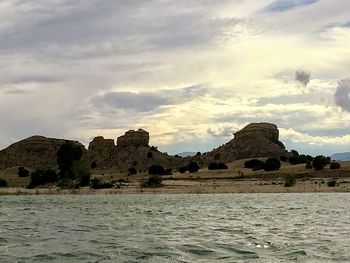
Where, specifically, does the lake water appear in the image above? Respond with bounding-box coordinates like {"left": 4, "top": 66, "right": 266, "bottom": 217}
{"left": 1, "top": 193, "right": 350, "bottom": 262}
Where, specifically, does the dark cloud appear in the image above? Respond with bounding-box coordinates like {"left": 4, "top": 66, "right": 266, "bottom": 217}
{"left": 295, "top": 70, "right": 311, "bottom": 86}
{"left": 0, "top": 1, "right": 240, "bottom": 58}
{"left": 334, "top": 79, "right": 350, "bottom": 112}
{"left": 264, "top": 0, "right": 318, "bottom": 13}
{"left": 92, "top": 85, "right": 207, "bottom": 112}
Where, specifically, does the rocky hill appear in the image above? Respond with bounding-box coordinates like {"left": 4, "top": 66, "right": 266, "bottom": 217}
{"left": 201, "top": 123, "right": 288, "bottom": 163}
{"left": 89, "top": 129, "right": 181, "bottom": 172}
{"left": 0, "top": 123, "right": 290, "bottom": 172}
{"left": 0, "top": 136, "right": 81, "bottom": 170}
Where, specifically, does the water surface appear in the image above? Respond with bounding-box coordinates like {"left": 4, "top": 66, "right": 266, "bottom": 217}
{"left": 1, "top": 193, "right": 350, "bottom": 262}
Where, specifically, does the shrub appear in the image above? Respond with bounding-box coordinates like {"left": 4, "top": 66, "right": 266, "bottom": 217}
{"left": 0, "top": 178, "right": 7, "bottom": 188}
{"left": 312, "top": 155, "right": 328, "bottom": 170}
{"left": 27, "top": 168, "right": 58, "bottom": 189}
{"left": 150, "top": 146, "right": 158, "bottom": 151}
{"left": 327, "top": 179, "right": 337, "bottom": 187}
{"left": 196, "top": 152, "right": 201, "bottom": 156}
{"left": 142, "top": 174, "right": 163, "bottom": 188}
{"left": 208, "top": 163, "right": 228, "bottom": 170}
{"left": 128, "top": 167, "right": 137, "bottom": 175}
{"left": 330, "top": 162, "right": 341, "bottom": 170}
{"left": 178, "top": 166, "right": 188, "bottom": 173}
{"left": 148, "top": 165, "right": 166, "bottom": 175}
{"left": 305, "top": 162, "right": 313, "bottom": 169}
{"left": 280, "top": 156, "right": 288, "bottom": 162}
{"left": 147, "top": 151, "right": 153, "bottom": 158}
{"left": 163, "top": 168, "right": 173, "bottom": 175}
{"left": 244, "top": 159, "right": 265, "bottom": 170}
{"left": 284, "top": 174, "right": 296, "bottom": 187}
{"left": 291, "top": 150, "right": 299, "bottom": 157}
{"left": 90, "top": 178, "right": 114, "bottom": 189}
{"left": 90, "top": 161, "right": 97, "bottom": 169}
{"left": 79, "top": 174, "right": 91, "bottom": 186}
{"left": 18, "top": 167, "right": 29, "bottom": 177}
{"left": 289, "top": 154, "right": 308, "bottom": 165}
{"left": 188, "top": 162, "right": 199, "bottom": 173}
{"left": 264, "top": 158, "right": 281, "bottom": 171}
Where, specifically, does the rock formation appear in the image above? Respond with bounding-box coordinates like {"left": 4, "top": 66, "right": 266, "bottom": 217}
{"left": 88, "top": 136, "right": 118, "bottom": 168}
{"left": 116, "top": 129, "right": 149, "bottom": 147}
{"left": 203, "top": 123, "right": 288, "bottom": 163}
{"left": 0, "top": 136, "right": 80, "bottom": 170}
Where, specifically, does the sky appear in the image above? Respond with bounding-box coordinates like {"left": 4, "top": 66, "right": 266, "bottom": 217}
{"left": 0, "top": 0, "right": 350, "bottom": 156}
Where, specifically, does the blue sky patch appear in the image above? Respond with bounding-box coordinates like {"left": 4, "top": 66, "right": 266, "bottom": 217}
{"left": 264, "top": 0, "right": 318, "bottom": 12}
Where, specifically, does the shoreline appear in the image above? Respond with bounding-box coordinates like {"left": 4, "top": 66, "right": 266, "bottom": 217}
{"left": 1, "top": 177, "right": 350, "bottom": 195}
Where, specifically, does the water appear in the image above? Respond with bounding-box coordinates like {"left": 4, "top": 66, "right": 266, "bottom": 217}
{"left": 1, "top": 193, "right": 350, "bottom": 262}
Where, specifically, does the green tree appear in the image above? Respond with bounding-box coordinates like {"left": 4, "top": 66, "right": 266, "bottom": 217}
{"left": 57, "top": 141, "right": 83, "bottom": 178}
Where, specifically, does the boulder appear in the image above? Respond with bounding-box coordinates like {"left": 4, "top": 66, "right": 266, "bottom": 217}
{"left": 117, "top": 129, "right": 149, "bottom": 147}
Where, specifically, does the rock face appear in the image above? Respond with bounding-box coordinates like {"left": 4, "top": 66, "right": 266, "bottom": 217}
{"left": 116, "top": 129, "right": 149, "bottom": 147}
{"left": 0, "top": 136, "right": 77, "bottom": 170}
{"left": 88, "top": 136, "right": 118, "bottom": 167}
{"left": 234, "top": 123, "right": 279, "bottom": 143}
{"left": 204, "top": 123, "right": 288, "bottom": 163}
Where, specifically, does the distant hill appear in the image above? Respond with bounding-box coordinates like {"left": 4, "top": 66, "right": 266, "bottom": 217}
{"left": 176, "top": 152, "right": 196, "bottom": 157}
{"left": 331, "top": 152, "right": 350, "bottom": 161}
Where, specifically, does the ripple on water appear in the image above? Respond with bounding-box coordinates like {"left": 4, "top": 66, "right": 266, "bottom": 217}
{"left": 0, "top": 193, "right": 350, "bottom": 262}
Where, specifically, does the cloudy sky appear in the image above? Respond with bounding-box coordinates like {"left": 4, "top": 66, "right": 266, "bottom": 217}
{"left": 1, "top": 0, "right": 350, "bottom": 155}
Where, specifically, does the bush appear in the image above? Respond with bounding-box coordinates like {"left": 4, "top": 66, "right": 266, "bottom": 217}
{"left": 178, "top": 166, "right": 188, "bottom": 173}
{"left": 214, "top": 153, "right": 221, "bottom": 160}
{"left": 188, "top": 162, "right": 199, "bottom": 173}
{"left": 128, "top": 167, "right": 137, "bottom": 175}
{"left": 18, "top": 167, "right": 29, "bottom": 177}
{"left": 163, "top": 168, "right": 173, "bottom": 175}
{"left": 148, "top": 165, "right": 166, "bottom": 175}
{"left": 284, "top": 174, "right": 296, "bottom": 187}
{"left": 147, "top": 151, "right": 153, "bottom": 158}
{"left": 264, "top": 158, "right": 281, "bottom": 171}
{"left": 291, "top": 150, "right": 299, "bottom": 157}
{"left": 244, "top": 159, "right": 265, "bottom": 170}
{"left": 305, "top": 162, "right": 313, "bottom": 169}
{"left": 289, "top": 154, "right": 308, "bottom": 165}
{"left": 90, "top": 161, "right": 97, "bottom": 169}
{"left": 208, "top": 163, "right": 228, "bottom": 170}
{"left": 312, "top": 155, "right": 328, "bottom": 170}
{"left": 90, "top": 178, "right": 114, "bottom": 189}
{"left": 196, "top": 152, "right": 201, "bottom": 156}
{"left": 327, "top": 179, "right": 337, "bottom": 187}
{"left": 142, "top": 174, "right": 162, "bottom": 188}
{"left": 280, "top": 156, "right": 288, "bottom": 162}
{"left": 330, "top": 162, "right": 341, "bottom": 170}
{"left": 79, "top": 174, "right": 91, "bottom": 186}
{"left": 27, "top": 168, "right": 58, "bottom": 189}
{"left": 150, "top": 146, "right": 158, "bottom": 152}
{"left": 0, "top": 178, "right": 7, "bottom": 188}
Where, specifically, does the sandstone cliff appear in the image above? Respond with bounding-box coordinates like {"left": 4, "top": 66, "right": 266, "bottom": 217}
{"left": 202, "top": 123, "right": 288, "bottom": 163}
{"left": 116, "top": 129, "right": 149, "bottom": 147}
{"left": 88, "top": 136, "right": 118, "bottom": 168}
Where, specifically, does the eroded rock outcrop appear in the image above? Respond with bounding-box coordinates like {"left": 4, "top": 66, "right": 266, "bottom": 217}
{"left": 0, "top": 136, "right": 80, "bottom": 170}
{"left": 203, "top": 123, "right": 288, "bottom": 163}
{"left": 88, "top": 136, "right": 118, "bottom": 168}
{"left": 116, "top": 129, "right": 149, "bottom": 147}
